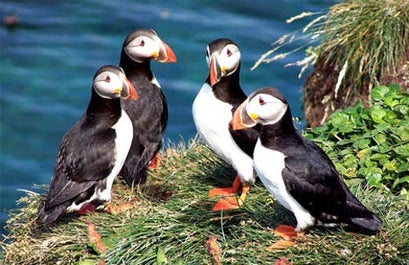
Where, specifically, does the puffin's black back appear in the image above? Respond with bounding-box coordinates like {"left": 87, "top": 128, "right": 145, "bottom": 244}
{"left": 119, "top": 41, "right": 168, "bottom": 186}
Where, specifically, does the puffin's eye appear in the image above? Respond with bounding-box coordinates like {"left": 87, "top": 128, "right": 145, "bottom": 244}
{"left": 140, "top": 39, "right": 145, "bottom": 47}
{"left": 259, "top": 97, "right": 265, "bottom": 105}
{"left": 226, "top": 48, "right": 232, "bottom": 57}
{"left": 104, "top": 75, "right": 111, "bottom": 83}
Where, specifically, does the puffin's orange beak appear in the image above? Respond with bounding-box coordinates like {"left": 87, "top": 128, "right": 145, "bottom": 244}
{"left": 231, "top": 103, "right": 247, "bottom": 130}
{"left": 161, "top": 41, "right": 177, "bottom": 63}
{"left": 126, "top": 79, "right": 138, "bottom": 100}
{"left": 209, "top": 55, "right": 220, "bottom": 86}
{"left": 231, "top": 101, "right": 257, "bottom": 130}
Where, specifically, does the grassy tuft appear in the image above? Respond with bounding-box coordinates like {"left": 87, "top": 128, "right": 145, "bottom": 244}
{"left": 253, "top": 0, "right": 409, "bottom": 128}
{"left": 1, "top": 140, "right": 408, "bottom": 264}
{"left": 254, "top": 0, "right": 409, "bottom": 88}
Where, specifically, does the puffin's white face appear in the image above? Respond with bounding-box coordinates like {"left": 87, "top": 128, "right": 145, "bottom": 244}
{"left": 206, "top": 43, "right": 241, "bottom": 77}
{"left": 124, "top": 35, "right": 162, "bottom": 63}
{"left": 246, "top": 93, "right": 288, "bottom": 125}
{"left": 93, "top": 70, "right": 126, "bottom": 99}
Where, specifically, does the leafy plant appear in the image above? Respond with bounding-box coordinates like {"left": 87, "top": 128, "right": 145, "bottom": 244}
{"left": 305, "top": 84, "right": 409, "bottom": 196}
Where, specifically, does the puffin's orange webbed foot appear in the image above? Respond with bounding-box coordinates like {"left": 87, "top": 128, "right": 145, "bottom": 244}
{"left": 77, "top": 203, "right": 97, "bottom": 215}
{"left": 267, "top": 225, "right": 299, "bottom": 250}
{"left": 212, "top": 196, "right": 241, "bottom": 211}
{"left": 148, "top": 154, "right": 161, "bottom": 169}
{"left": 274, "top": 224, "right": 298, "bottom": 240}
{"left": 212, "top": 186, "right": 250, "bottom": 212}
{"left": 208, "top": 175, "right": 241, "bottom": 198}
{"left": 208, "top": 187, "right": 237, "bottom": 197}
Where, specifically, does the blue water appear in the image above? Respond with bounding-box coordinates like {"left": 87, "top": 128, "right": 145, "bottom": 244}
{"left": 0, "top": 0, "right": 337, "bottom": 235}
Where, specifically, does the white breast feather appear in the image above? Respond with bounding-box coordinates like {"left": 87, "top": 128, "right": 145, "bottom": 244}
{"left": 254, "top": 140, "right": 315, "bottom": 231}
{"left": 151, "top": 75, "right": 161, "bottom": 88}
{"left": 98, "top": 109, "right": 133, "bottom": 200}
{"left": 192, "top": 83, "right": 254, "bottom": 183}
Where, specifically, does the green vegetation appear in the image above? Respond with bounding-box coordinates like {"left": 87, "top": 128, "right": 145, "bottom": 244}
{"left": 254, "top": 0, "right": 409, "bottom": 93}
{"left": 305, "top": 85, "right": 409, "bottom": 197}
{"left": 253, "top": 0, "right": 409, "bottom": 127}
{"left": 2, "top": 114, "right": 409, "bottom": 264}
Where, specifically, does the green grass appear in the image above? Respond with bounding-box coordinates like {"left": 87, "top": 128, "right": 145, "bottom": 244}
{"left": 1, "top": 141, "right": 408, "bottom": 264}
{"left": 253, "top": 0, "right": 409, "bottom": 103}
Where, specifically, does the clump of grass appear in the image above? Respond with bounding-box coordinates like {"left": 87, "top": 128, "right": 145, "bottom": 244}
{"left": 255, "top": 0, "right": 409, "bottom": 89}
{"left": 1, "top": 140, "right": 408, "bottom": 264}
{"left": 253, "top": 0, "right": 409, "bottom": 126}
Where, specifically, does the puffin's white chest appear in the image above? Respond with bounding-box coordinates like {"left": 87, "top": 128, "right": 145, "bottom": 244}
{"left": 192, "top": 83, "right": 236, "bottom": 163}
{"left": 99, "top": 109, "right": 133, "bottom": 199}
{"left": 192, "top": 83, "right": 254, "bottom": 183}
{"left": 253, "top": 139, "right": 314, "bottom": 231}
{"left": 111, "top": 110, "right": 134, "bottom": 171}
{"left": 253, "top": 140, "right": 291, "bottom": 209}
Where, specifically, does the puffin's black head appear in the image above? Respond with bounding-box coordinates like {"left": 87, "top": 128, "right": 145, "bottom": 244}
{"left": 231, "top": 87, "right": 289, "bottom": 130}
{"left": 93, "top": 65, "right": 138, "bottom": 100}
{"left": 122, "top": 28, "right": 177, "bottom": 64}
{"left": 206, "top": 38, "right": 241, "bottom": 86}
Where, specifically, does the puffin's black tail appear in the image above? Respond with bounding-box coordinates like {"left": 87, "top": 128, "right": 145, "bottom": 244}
{"left": 120, "top": 164, "right": 148, "bottom": 186}
{"left": 343, "top": 201, "right": 382, "bottom": 232}
{"left": 341, "top": 183, "right": 382, "bottom": 232}
{"left": 37, "top": 203, "right": 68, "bottom": 227}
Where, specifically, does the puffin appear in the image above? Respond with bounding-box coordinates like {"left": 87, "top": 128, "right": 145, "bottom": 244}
{"left": 192, "top": 38, "right": 259, "bottom": 211}
{"left": 119, "top": 28, "right": 177, "bottom": 186}
{"left": 37, "top": 65, "right": 138, "bottom": 226}
{"left": 232, "top": 87, "right": 382, "bottom": 247}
